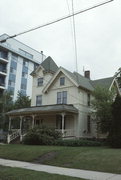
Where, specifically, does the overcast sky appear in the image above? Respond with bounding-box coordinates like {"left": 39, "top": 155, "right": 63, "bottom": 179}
{"left": 0, "top": 0, "right": 121, "bottom": 79}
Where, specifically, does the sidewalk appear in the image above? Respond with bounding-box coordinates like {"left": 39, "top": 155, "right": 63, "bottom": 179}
{"left": 0, "top": 158, "right": 121, "bottom": 180}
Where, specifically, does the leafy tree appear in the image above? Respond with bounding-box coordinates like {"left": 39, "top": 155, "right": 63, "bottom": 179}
{"left": 0, "top": 91, "right": 14, "bottom": 130}
{"left": 91, "top": 87, "right": 114, "bottom": 134}
{"left": 14, "top": 92, "right": 31, "bottom": 109}
{"left": 108, "top": 95, "right": 121, "bottom": 148}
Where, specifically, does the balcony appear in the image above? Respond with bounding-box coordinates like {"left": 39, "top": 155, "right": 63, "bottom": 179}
{"left": 0, "top": 69, "right": 7, "bottom": 76}
{"left": 0, "top": 83, "right": 5, "bottom": 89}
{"left": 0, "top": 57, "right": 8, "bottom": 63}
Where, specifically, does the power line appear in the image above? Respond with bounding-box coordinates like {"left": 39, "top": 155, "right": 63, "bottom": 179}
{"left": 0, "top": 0, "right": 114, "bottom": 43}
{"left": 71, "top": 0, "right": 78, "bottom": 73}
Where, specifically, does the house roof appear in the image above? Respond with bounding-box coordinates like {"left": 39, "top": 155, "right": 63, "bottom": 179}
{"left": 31, "top": 56, "right": 58, "bottom": 76}
{"left": 41, "top": 56, "right": 58, "bottom": 73}
{"left": 7, "top": 104, "right": 78, "bottom": 116}
{"left": 91, "top": 77, "right": 114, "bottom": 89}
{"left": 62, "top": 68, "right": 94, "bottom": 91}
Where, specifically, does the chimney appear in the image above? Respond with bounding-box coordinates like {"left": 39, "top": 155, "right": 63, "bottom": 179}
{"left": 41, "top": 51, "right": 43, "bottom": 62}
{"left": 84, "top": 70, "right": 90, "bottom": 79}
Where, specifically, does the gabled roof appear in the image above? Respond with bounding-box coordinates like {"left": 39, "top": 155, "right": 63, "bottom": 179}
{"left": 31, "top": 56, "right": 58, "bottom": 76}
{"left": 43, "top": 67, "right": 94, "bottom": 93}
{"left": 41, "top": 56, "right": 58, "bottom": 73}
{"left": 62, "top": 68, "right": 94, "bottom": 91}
{"left": 91, "top": 77, "right": 114, "bottom": 89}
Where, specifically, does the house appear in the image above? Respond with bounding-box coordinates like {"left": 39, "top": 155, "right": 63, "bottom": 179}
{"left": 6, "top": 56, "right": 120, "bottom": 143}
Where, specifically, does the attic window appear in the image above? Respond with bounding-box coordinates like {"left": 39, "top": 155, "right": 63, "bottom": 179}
{"left": 37, "top": 78, "right": 43, "bottom": 86}
{"left": 60, "top": 77, "right": 65, "bottom": 86}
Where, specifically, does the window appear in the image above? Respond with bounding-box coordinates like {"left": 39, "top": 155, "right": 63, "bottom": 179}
{"left": 22, "top": 72, "right": 28, "bottom": 78}
{"left": 87, "top": 115, "right": 91, "bottom": 133}
{"left": 37, "top": 78, "right": 43, "bottom": 86}
{"left": 57, "top": 92, "right": 61, "bottom": 104}
{"left": 21, "top": 83, "right": 26, "bottom": 90}
{"left": 11, "top": 53, "right": 18, "bottom": 62}
{"left": 57, "top": 91, "right": 67, "bottom": 104}
{"left": 23, "top": 60, "right": 29, "bottom": 67}
{"left": 0, "top": 50, "right": 8, "bottom": 59}
{"left": 87, "top": 93, "right": 90, "bottom": 106}
{"left": 8, "top": 80, "right": 15, "bottom": 87}
{"left": 36, "top": 95, "right": 42, "bottom": 106}
{"left": 60, "top": 77, "right": 65, "bottom": 86}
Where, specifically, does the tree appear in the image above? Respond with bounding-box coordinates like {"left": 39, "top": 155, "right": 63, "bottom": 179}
{"left": 0, "top": 91, "right": 14, "bottom": 130}
{"left": 91, "top": 87, "right": 114, "bottom": 134}
{"left": 108, "top": 95, "right": 121, "bottom": 148}
{"left": 14, "top": 92, "right": 31, "bottom": 109}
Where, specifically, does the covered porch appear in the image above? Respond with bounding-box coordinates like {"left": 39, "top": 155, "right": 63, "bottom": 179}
{"left": 7, "top": 104, "right": 78, "bottom": 143}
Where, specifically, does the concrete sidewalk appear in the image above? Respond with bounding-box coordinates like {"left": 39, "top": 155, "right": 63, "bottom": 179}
{"left": 0, "top": 158, "right": 121, "bottom": 180}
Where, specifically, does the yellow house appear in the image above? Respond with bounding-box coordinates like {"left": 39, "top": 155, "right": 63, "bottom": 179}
{"left": 7, "top": 56, "right": 120, "bottom": 143}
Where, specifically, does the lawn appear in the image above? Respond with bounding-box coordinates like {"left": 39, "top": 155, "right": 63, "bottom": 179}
{"left": 0, "top": 166, "right": 83, "bottom": 180}
{"left": 0, "top": 144, "right": 121, "bottom": 174}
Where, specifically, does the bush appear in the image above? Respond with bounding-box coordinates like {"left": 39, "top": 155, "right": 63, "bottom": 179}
{"left": 107, "top": 95, "right": 121, "bottom": 148}
{"left": 108, "top": 133, "right": 121, "bottom": 148}
{"left": 54, "top": 139, "right": 102, "bottom": 147}
{"left": 23, "top": 126, "right": 62, "bottom": 145}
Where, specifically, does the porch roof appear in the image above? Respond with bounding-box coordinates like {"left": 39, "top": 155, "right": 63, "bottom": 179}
{"left": 6, "top": 104, "right": 78, "bottom": 116}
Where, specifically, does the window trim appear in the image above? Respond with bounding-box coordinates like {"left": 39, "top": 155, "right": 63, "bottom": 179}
{"left": 36, "top": 95, "right": 42, "bottom": 106}
{"left": 60, "top": 77, "right": 65, "bottom": 86}
{"left": 57, "top": 91, "right": 67, "bottom": 104}
{"left": 37, "top": 77, "right": 43, "bottom": 87}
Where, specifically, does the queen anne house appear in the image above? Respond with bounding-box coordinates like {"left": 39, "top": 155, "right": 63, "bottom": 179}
{"left": 7, "top": 56, "right": 120, "bottom": 143}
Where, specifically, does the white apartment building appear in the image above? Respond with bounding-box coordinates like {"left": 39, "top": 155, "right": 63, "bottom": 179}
{"left": 0, "top": 34, "right": 46, "bottom": 100}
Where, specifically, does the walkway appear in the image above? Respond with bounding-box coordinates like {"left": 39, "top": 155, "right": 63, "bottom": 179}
{"left": 0, "top": 158, "right": 121, "bottom": 180}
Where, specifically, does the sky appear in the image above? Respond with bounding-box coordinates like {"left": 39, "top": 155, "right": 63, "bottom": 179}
{"left": 0, "top": 0, "right": 121, "bottom": 80}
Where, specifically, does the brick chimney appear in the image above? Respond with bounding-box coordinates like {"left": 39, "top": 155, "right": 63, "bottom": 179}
{"left": 84, "top": 70, "right": 90, "bottom": 79}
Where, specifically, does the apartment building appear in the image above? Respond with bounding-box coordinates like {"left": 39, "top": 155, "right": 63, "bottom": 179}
{"left": 0, "top": 34, "right": 46, "bottom": 100}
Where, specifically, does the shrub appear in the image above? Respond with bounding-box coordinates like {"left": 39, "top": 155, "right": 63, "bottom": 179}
{"left": 54, "top": 139, "right": 102, "bottom": 147}
{"left": 23, "top": 126, "right": 62, "bottom": 145}
{"left": 107, "top": 95, "right": 121, "bottom": 148}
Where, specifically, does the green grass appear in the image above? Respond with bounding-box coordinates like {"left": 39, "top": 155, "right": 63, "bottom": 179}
{"left": 0, "top": 166, "right": 83, "bottom": 180}
{"left": 0, "top": 144, "right": 121, "bottom": 174}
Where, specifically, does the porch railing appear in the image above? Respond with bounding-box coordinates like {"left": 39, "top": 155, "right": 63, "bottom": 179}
{"left": 7, "top": 129, "right": 21, "bottom": 144}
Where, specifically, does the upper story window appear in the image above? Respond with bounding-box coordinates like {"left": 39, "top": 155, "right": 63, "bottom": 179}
{"left": 23, "top": 60, "right": 29, "bottom": 67}
{"left": 22, "top": 72, "right": 28, "bottom": 79}
{"left": 36, "top": 95, "right": 42, "bottom": 106}
{"left": 57, "top": 91, "right": 67, "bottom": 104}
{"left": 60, "top": 77, "right": 65, "bottom": 86}
{"left": 37, "top": 78, "right": 43, "bottom": 86}
{"left": 0, "top": 50, "right": 8, "bottom": 59}
{"left": 34, "top": 63, "right": 39, "bottom": 70}
{"left": 11, "top": 53, "right": 18, "bottom": 62}
{"left": 87, "top": 93, "right": 90, "bottom": 106}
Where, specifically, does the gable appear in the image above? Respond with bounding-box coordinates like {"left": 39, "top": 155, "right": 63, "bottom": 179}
{"left": 43, "top": 71, "right": 77, "bottom": 93}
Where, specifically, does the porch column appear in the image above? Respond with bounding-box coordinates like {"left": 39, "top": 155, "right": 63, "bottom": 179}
{"left": 19, "top": 116, "right": 23, "bottom": 142}
{"left": 61, "top": 113, "right": 65, "bottom": 135}
{"left": 7, "top": 117, "right": 12, "bottom": 143}
{"left": 8, "top": 117, "right": 12, "bottom": 132}
{"left": 20, "top": 116, "right": 23, "bottom": 136}
{"left": 32, "top": 115, "right": 35, "bottom": 128}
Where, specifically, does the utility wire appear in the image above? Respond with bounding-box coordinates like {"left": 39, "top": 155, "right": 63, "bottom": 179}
{"left": 66, "top": 0, "right": 77, "bottom": 71}
{"left": 0, "top": 0, "right": 114, "bottom": 43}
{"left": 71, "top": 0, "right": 78, "bottom": 73}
